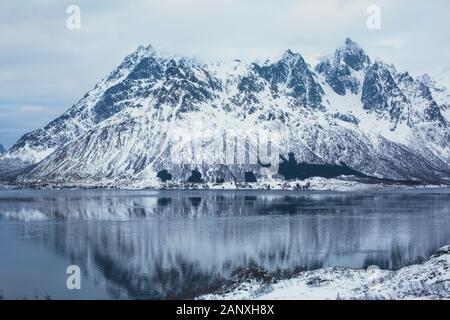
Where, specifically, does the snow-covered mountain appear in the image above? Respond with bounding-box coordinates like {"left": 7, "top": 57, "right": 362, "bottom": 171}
{"left": 1, "top": 39, "right": 450, "bottom": 186}
{"left": 435, "top": 66, "right": 450, "bottom": 89}
{"left": 0, "top": 144, "right": 6, "bottom": 155}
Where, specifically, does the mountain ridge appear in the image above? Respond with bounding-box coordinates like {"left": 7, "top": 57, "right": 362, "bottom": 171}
{"left": 1, "top": 39, "right": 450, "bottom": 187}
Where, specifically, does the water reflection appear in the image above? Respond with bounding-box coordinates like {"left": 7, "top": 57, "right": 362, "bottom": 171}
{"left": 1, "top": 189, "right": 450, "bottom": 299}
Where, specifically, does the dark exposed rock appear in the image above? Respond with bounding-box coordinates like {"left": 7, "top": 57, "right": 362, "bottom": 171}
{"left": 244, "top": 172, "right": 257, "bottom": 183}
{"left": 187, "top": 169, "right": 203, "bottom": 183}
{"left": 278, "top": 152, "right": 367, "bottom": 181}
{"left": 157, "top": 170, "right": 172, "bottom": 182}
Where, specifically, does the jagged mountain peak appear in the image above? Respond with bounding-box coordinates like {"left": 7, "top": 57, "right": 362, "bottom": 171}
{"left": 417, "top": 72, "right": 450, "bottom": 110}
{"left": 0, "top": 144, "right": 5, "bottom": 155}
{"left": 418, "top": 73, "right": 433, "bottom": 83}
{"left": 315, "top": 38, "right": 369, "bottom": 95}
{"left": 280, "top": 49, "right": 304, "bottom": 61}
{"left": 334, "top": 38, "right": 370, "bottom": 71}
{"left": 105, "top": 44, "right": 158, "bottom": 81}
{"left": 396, "top": 71, "right": 415, "bottom": 85}
{"left": 248, "top": 49, "right": 323, "bottom": 107}
{"left": 134, "top": 43, "right": 155, "bottom": 54}
{"left": 361, "top": 60, "right": 417, "bottom": 131}
{"left": 345, "top": 37, "right": 356, "bottom": 46}
{"left": 343, "top": 38, "right": 363, "bottom": 51}
{"left": 417, "top": 73, "right": 444, "bottom": 91}
{"left": 369, "top": 59, "right": 393, "bottom": 74}
{"left": 119, "top": 44, "right": 157, "bottom": 65}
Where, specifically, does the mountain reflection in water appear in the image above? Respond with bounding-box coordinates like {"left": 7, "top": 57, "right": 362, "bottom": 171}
{"left": 1, "top": 189, "right": 450, "bottom": 299}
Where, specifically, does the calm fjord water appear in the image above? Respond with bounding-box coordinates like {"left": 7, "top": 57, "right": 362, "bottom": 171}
{"left": 1, "top": 188, "right": 450, "bottom": 299}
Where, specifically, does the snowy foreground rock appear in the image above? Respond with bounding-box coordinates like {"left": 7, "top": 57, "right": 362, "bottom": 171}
{"left": 198, "top": 246, "right": 450, "bottom": 300}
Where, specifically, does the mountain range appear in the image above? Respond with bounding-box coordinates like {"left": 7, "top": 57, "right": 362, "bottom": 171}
{"left": 1, "top": 38, "right": 450, "bottom": 187}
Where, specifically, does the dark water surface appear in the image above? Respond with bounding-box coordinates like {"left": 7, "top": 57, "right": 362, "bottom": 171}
{"left": 1, "top": 188, "right": 450, "bottom": 299}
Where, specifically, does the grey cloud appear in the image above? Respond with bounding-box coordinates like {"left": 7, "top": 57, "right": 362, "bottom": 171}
{"left": 0, "top": 0, "right": 449, "bottom": 147}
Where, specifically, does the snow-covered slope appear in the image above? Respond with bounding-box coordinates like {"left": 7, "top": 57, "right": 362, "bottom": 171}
{"left": 0, "top": 45, "right": 160, "bottom": 173}
{"left": 1, "top": 39, "right": 450, "bottom": 186}
{"left": 199, "top": 245, "right": 450, "bottom": 300}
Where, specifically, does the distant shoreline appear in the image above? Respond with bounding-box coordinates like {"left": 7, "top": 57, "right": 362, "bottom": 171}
{"left": 1, "top": 176, "right": 447, "bottom": 192}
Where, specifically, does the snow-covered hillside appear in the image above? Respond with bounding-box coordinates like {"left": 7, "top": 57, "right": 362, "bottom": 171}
{"left": 1, "top": 39, "right": 450, "bottom": 187}
{"left": 199, "top": 245, "right": 450, "bottom": 300}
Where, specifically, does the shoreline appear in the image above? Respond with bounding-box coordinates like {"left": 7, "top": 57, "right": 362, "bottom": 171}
{"left": 198, "top": 246, "right": 450, "bottom": 300}
{"left": 1, "top": 176, "right": 447, "bottom": 192}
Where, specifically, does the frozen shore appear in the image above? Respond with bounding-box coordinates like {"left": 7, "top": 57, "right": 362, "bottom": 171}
{"left": 3, "top": 176, "right": 445, "bottom": 192}
{"left": 199, "top": 246, "right": 450, "bottom": 300}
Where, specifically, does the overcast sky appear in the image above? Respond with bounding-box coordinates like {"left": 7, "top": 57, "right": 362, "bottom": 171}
{"left": 1, "top": 0, "right": 449, "bottom": 148}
